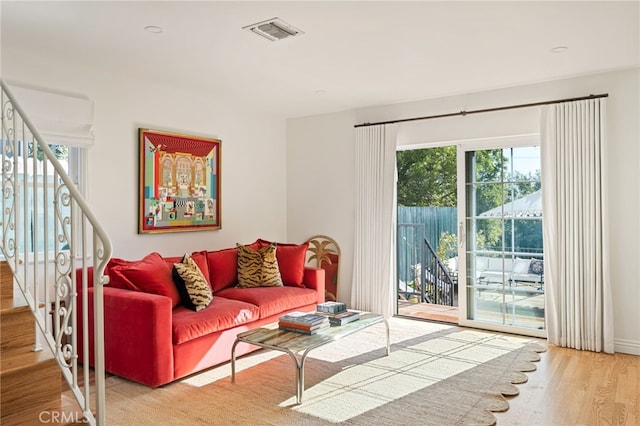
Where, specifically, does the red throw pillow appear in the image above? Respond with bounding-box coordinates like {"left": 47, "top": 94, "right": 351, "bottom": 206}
{"left": 257, "top": 239, "right": 309, "bottom": 287}
{"left": 244, "top": 239, "right": 262, "bottom": 251}
{"left": 109, "top": 252, "right": 181, "bottom": 308}
{"left": 106, "top": 258, "right": 140, "bottom": 290}
{"left": 206, "top": 248, "right": 238, "bottom": 293}
{"left": 190, "top": 250, "right": 211, "bottom": 287}
{"left": 163, "top": 255, "right": 183, "bottom": 266}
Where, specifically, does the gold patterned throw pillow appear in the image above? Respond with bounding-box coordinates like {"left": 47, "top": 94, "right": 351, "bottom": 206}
{"left": 173, "top": 254, "right": 213, "bottom": 312}
{"left": 236, "top": 243, "right": 283, "bottom": 288}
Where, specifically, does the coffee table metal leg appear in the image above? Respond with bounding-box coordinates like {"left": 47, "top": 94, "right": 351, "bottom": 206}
{"left": 298, "top": 350, "right": 313, "bottom": 404}
{"left": 284, "top": 351, "right": 305, "bottom": 404}
{"left": 230, "top": 338, "right": 239, "bottom": 383}
{"left": 384, "top": 319, "right": 390, "bottom": 355}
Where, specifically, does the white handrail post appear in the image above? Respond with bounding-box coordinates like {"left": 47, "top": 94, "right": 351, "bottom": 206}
{"left": 93, "top": 242, "right": 106, "bottom": 425}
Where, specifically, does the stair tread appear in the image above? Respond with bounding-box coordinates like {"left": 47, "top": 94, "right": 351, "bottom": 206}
{"left": 0, "top": 261, "right": 15, "bottom": 300}
{"left": 0, "top": 296, "right": 30, "bottom": 313}
{"left": 1, "top": 400, "right": 66, "bottom": 426}
{"left": 1, "top": 346, "right": 58, "bottom": 374}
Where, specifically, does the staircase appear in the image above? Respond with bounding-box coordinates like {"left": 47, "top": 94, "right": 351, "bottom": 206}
{"left": 1, "top": 261, "right": 64, "bottom": 424}
{"left": 1, "top": 80, "right": 112, "bottom": 425}
{"left": 397, "top": 223, "right": 457, "bottom": 306}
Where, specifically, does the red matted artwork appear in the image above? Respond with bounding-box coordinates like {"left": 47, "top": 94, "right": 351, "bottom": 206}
{"left": 138, "top": 128, "right": 221, "bottom": 234}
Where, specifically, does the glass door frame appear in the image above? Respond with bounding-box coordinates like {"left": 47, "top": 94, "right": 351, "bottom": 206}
{"left": 456, "top": 134, "right": 546, "bottom": 338}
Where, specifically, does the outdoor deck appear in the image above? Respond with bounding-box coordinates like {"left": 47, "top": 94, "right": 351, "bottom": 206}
{"left": 398, "top": 300, "right": 459, "bottom": 323}
{"left": 397, "top": 284, "right": 545, "bottom": 330}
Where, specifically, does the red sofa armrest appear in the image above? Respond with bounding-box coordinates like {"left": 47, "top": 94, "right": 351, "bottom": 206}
{"left": 78, "top": 286, "right": 174, "bottom": 387}
{"left": 303, "top": 267, "right": 325, "bottom": 304}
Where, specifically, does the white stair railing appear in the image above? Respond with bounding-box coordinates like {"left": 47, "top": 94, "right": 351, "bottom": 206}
{"left": 1, "top": 80, "right": 111, "bottom": 426}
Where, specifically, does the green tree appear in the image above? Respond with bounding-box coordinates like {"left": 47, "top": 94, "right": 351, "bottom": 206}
{"left": 436, "top": 231, "right": 457, "bottom": 260}
{"left": 396, "top": 146, "right": 457, "bottom": 207}
{"left": 469, "top": 149, "right": 506, "bottom": 214}
{"left": 397, "top": 147, "right": 505, "bottom": 209}
{"left": 397, "top": 147, "right": 507, "bottom": 251}
{"left": 509, "top": 170, "right": 541, "bottom": 200}
{"left": 27, "top": 142, "right": 68, "bottom": 161}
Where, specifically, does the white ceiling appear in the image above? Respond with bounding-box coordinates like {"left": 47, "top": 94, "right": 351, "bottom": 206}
{"left": 2, "top": 1, "right": 639, "bottom": 119}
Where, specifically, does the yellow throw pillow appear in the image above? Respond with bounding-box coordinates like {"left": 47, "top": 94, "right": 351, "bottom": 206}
{"left": 173, "top": 254, "right": 213, "bottom": 311}
{"left": 236, "top": 243, "right": 283, "bottom": 288}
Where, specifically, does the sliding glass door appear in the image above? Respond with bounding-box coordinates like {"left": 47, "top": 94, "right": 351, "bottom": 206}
{"left": 457, "top": 139, "right": 546, "bottom": 337}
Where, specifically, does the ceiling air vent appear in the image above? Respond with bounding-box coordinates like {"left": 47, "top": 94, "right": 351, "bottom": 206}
{"left": 243, "top": 18, "right": 303, "bottom": 42}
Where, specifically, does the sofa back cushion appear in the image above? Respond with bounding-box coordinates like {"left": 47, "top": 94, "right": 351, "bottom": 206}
{"left": 109, "top": 252, "right": 181, "bottom": 308}
{"left": 75, "top": 256, "right": 162, "bottom": 292}
{"left": 106, "top": 258, "right": 143, "bottom": 290}
{"left": 257, "top": 239, "right": 309, "bottom": 288}
{"left": 207, "top": 248, "right": 239, "bottom": 293}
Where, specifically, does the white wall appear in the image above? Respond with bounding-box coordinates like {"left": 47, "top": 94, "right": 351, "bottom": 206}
{"left": 287, "top": 111, "right": 356, "bottom": 303}
{"left": 287, "top": 68, "right": 640, "bottom": 354}
{"left": 2, "top": 48, "right": 289, "bottom": 259}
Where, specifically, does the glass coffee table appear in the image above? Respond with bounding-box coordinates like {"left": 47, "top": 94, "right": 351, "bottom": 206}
{"left": 231, "top": 312, "right": 389, "bottom": 404}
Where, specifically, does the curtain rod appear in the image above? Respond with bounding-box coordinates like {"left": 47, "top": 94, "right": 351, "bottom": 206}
{"left": 354, "top": 93, "right": 609, "bottom": 128}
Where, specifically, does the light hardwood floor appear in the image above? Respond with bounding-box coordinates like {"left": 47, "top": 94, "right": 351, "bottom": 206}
{"left": 495, "top": 344, "right": 639, "bottom": 425}
{"left": 398, "top": 303, "right": 639, "bottom": 425}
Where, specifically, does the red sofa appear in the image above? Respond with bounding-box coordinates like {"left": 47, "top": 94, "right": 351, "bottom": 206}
{"left": 77, "top": 240, "right": 325, "bottom": 387}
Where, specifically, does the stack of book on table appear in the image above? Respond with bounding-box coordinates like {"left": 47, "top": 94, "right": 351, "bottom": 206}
{"left": 278, "top": 312, "right": 330, "bottom": 335}
{"left": 317, "top": 301, "right": 347, "bottom": 314}
{"left": 316, "top": 302, "right": 361, "bottom": 326}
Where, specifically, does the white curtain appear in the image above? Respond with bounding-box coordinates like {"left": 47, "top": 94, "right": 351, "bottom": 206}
{"left": 541, "top": 98, "right": 614, "bottom": 353}
{"left": 351, "top": 124, "right": 397, "bottom": 318}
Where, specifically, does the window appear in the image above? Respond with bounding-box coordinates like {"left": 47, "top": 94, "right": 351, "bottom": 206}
{"left": 5, "top": 141, "right": 83, "bottom": 254}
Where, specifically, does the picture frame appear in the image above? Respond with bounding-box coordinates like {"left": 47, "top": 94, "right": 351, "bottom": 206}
{"left": 138, "top": 128, "right": 221, "bottom": 234}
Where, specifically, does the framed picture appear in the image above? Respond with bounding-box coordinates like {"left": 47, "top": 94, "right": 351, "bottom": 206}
{"left": 138, "top": 128, "right": 221, "bottom": 234}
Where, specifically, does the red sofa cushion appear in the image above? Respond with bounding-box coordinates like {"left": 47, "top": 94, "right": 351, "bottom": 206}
{"left": 206, "top": 248, "right": 238, "bottom": 293}
{"left": 164, "top": 255, "right": 183, "bottom": 266}
{"left": 257, "top": 239, "right": 309, "bottom": 288}
{"left": 165, "top": 251, "right": 211, "bottom": 288}
{"left": 172, "top": 297, "right": 260, "bottom": 345}
{"left": 216, "top": 286, "right": 318, "bottom": 319}
{"left": 109, "top": 252, "right": 181, "bottom": 308}
{"left": 106, "top": 258, "right": 141, "bottom": 290}
{"left": 190, "top": 251, "right": 211, "bottom": 286}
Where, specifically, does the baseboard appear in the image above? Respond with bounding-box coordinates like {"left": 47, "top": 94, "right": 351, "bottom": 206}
{"left": 614, "top": 338, "right": 640, "bottom": 355}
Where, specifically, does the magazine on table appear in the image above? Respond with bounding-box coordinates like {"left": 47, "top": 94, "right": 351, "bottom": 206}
{"left": 278, "top": 323, "right": 329, "bottom": 335}
{"left": 278, "top": 320, "right": 329, "bottom": 331}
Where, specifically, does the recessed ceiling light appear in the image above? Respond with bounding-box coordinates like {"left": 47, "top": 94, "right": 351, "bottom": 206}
{"left": 551, "top": 46, "right": 568, "bottom": 53}
{"left": 144, "top": 25, "right": 163, "bottom": 34}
